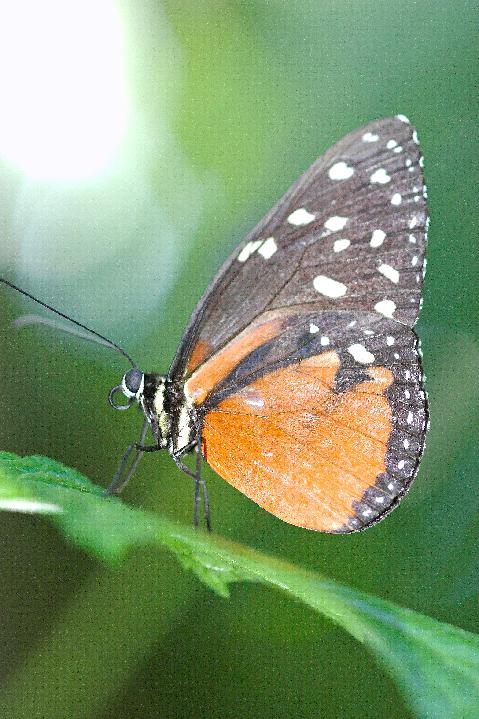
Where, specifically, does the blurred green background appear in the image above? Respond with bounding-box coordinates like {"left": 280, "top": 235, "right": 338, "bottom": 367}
{"left": 0, "top": 1, "right": 477, "bottom": 718}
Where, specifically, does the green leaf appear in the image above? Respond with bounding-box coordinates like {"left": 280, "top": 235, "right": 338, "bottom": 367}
{"left": 1, "top": 451, "right": 478, "bottom": 719}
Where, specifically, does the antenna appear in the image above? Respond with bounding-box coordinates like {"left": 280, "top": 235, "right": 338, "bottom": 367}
{"left": 0, "top": 278, "right": 137, "bottom": 368}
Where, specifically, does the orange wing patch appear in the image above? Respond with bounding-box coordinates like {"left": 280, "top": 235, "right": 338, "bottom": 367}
{"left": 185, "top": 315, "right": 285, "bottom": 405}
{"left": 201, "top": 350, "right": 394, "bottom": 532}
{"left": 186, "top": 339, "right": 211, "bottom": 375}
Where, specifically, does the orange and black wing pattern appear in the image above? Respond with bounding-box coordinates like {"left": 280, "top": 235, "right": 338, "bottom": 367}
{"left": 185, "top": 312, "right": 426, "bottom": 532}
{"left": 169, "top": 116, "right": 428, "bottom": 532}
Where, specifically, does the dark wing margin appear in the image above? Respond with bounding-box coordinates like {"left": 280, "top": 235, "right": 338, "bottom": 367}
{"left": 169, "top": 116, "right": 428, "bottom": 383}
{"left": 196, "top": 310, "right": 427, "bottom": 533}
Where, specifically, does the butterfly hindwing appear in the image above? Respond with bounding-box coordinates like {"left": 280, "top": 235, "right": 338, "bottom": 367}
{"left": 170, "top": 116, "right": 427, "bottom": 382}
{"left": 196, "top": 311, "right": 426, "bottom": 532}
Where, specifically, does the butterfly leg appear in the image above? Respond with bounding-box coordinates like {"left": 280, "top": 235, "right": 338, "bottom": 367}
{"left": 196, "top": 444, "right": 211, "bottom": 533}
{"left": 172, "top": 442, "right": 211, "bottom": 532}
{"left": 106, "top": 419, "right": 159, "bottom": 496}
{"left": 193, "top": 423, "right": 211, "bottom": 532}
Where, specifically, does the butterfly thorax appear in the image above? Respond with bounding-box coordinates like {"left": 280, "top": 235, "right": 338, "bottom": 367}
{"left": 141, "top": 373, "right": 198, "bottom": 456}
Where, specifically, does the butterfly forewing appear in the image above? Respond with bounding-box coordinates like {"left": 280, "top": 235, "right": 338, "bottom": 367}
{"left": 170, "top": 116, "right": 427, "bottom": 381}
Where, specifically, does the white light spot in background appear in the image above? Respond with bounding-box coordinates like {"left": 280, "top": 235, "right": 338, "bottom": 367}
{"left": 0, "top": 499, "right": 62, "bottom": 514}
{"left": 0, "top": 0, "right": 127, "bottom": 180}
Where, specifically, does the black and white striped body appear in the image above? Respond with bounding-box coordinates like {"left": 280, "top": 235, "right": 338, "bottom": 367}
{"left": 141, "top": 374, "right": 198, "bottom": 457}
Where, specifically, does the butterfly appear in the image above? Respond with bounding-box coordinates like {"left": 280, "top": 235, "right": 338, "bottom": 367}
{"left": 104, "top": 115, "right": 429, "bottom": 533}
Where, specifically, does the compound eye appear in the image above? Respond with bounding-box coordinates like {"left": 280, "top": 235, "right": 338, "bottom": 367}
{"left": 123, "top": 368, "right": 144, "bottom": 397}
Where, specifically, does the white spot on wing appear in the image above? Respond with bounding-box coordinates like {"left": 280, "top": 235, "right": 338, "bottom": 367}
{"left": 413, "top": 130, "right": 419, "bottom": 144}
{"left": 374, "top": 299, "right": 396, "bottom": 318}
{"left": 313, "top": 275, "right": 347, "bottom": 298}
{"left": 240, "top": 388, "right": 265, "bottom": 410}
{"left": 238, "top": 240, "right": 262, "bottom": 262}
{"left": 386, "top": 336, "right": 395, "bottom": 346}
{"left": 386, "top": 139, "right": 397, "bottom": 149}
{"left": 320, "top": 336, "right": 330, "bottom": 346}
{"left": 362, "top": 131, "right": 379, "bottom": 142}
{"left": 288, "top": 208, "right": 315, "bottom": 226}
{"left": 309, "top": 323, "right": 319, "bottom": 334}
{"left": 378, "top": 263, "right": 400, "bottom": 284}
{"left": 396, "top": 114, "right": 410, "bottom": 123}
{"left": 370, "top": 229, "right": 386, "bottom": 247}
{"left": 328, "top": 161, "right": 354, "bottom": 180}
{"left": 409, "top": 217, "right": 417, "bottom": 229}
{"left": 370, "top": 168, "right": 391, "bottom": 184}
{"left": 258, "top": 236, "right": 277, "bottom": 259}
{"left": 333, "top": 238, "right": 350, "bottom": 252}
{"left": 347, "top": 343, "right": 375, "bottom": 364}
{"left": 391, "top": 193, "right": 402, "bottom": 206}
{"left": 324, "top": 216, "right": 348, "bottom": 232}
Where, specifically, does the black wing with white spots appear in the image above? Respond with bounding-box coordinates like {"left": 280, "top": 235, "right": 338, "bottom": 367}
{"left": 170, "top": 116, "right": 428, "bottom": 381}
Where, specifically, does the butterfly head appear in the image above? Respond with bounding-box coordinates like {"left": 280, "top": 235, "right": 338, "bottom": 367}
{"left": 109, "top": 367, "right": 145, "bottom": 410}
